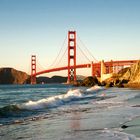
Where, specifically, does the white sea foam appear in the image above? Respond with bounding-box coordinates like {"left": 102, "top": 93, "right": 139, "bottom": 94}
{"left": 96, "top": 92, "right": 138, "bottom": 106}
{"left": 21, "top": 86, "right": 106, "bottom": 110}
{"left": 100, "top": 130, "right": 137, "bottom": 140}
{"left": 21, "top": 89, "right": 83, "bottom": 110}
{"left": 86, "top": 85, "right": 104, "bottom": 92}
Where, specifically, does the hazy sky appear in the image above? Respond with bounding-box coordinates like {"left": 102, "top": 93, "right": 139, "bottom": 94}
{"left": 0, "top": 0, "right": 140, "bottom": 76}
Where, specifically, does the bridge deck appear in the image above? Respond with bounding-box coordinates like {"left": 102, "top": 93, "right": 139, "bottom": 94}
{"left": 33, "top": 60, "right": 138, "bottom": 76}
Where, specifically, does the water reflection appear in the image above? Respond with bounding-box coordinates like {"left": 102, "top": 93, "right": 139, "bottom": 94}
{"left": 70, "top": 111, "right": 81, "bottom": 131}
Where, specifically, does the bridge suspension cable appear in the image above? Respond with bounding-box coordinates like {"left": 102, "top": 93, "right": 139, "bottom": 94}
{"left": 36, "top": 59, "right": 46, "bottom": 72}
{"left": 77, "top": 44, "right": 91, "bottom": 63}
{"left": 77, "top": 35, "right": 98, "bottom": 63}
{"left": 48, "top": 35, "right": 67, "bottom": 68}
{"left": 52, "top": 47, "right": 67, "bottom": 68}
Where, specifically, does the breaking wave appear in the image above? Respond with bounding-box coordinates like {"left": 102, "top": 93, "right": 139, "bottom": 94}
{"left": 0, "top": 89, "right": 82, "bottom": 117}
{"left": 21, "top": 86, "right": 104, "bottom": 110}
{"left": 21, "top": 89, "right": 83, "bottom": 110}
{"left": 0, "top": 86, "right": 105, "bottom": 118}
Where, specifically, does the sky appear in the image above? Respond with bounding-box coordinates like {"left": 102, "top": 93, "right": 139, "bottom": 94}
{"left": 0, "top": 0, "right": 140, "bottom": 77}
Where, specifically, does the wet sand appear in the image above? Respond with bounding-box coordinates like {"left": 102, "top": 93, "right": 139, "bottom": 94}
{"left": 123, "top": 116, "right": 140, "bottom": 137}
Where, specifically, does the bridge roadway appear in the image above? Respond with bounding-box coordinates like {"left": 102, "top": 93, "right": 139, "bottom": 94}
{"left": 33, "top": 60, "right": 138, "bottom": 76}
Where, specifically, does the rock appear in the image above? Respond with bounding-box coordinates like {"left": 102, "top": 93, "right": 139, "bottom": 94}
{"left": 124, "top": 60, "right": 140, "bottom": 83}
{"left": 101, "top": 81, "right": 106, "bottom": 86}
{"left": 104, "top": 74, "right": 120, "bottom": 87}
{"left": 105, "top": 82, "right": 114, "bottom": 88}
{"left": 121, "top": 125, "right": 129, "bottom": 129}
{"left": 80, "top": 76, "right": 100, "bottom": 87}
{"left": 116, "top": 83, "right": 124, "bottom": 88}
{"left": 118, "top": 67, "right": 130, "bottom": 77}
{"left": 103, "top": 60, "right": 140, "bottom": 88}
{"left": 104, "top": 77, "right": 128, "bottom": 88}
{"left": 120, "top": 60, "right": 140, "bottom": 87}
{"left": 120, "top": 79, "right": 129, "bottom": 84}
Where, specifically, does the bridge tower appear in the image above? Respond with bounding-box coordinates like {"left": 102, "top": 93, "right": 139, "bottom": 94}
{"left": 67, "top": 31, "right": 77, "bottom": 84}
{"left": 31, "top": 55, "right": 36, "bottom": 84}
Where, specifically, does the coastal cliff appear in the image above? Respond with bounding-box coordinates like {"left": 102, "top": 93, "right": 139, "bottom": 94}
{"left": 122, "top": 60, "right": 140, "bottom": 83}
{"left": 0, "top": 68, "right": 29, "bottom": 84}
{"left": 104, "top": 60, "right": 140, "bottom": 88}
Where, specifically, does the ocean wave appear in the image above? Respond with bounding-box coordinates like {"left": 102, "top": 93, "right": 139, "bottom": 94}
{"left": 0, "top": 86, "right": 105, "bottom": 117}
{"left": 21, "top": 89, "right": 83, "bottom": 110}
{"left": 22, "top": 86, "right": 105, "bottom": 110}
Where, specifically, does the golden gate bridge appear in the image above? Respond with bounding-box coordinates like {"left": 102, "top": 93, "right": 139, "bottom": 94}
{"left": 31, "top": 31, "right": 138, "bottom": 84}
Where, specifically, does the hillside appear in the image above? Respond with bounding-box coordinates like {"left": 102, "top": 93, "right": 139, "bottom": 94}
{"left": 36, "top": 76, "right": 67, "bottom": 84}
{"left": 0, "top": 68, "right": 30, "bottom": 84}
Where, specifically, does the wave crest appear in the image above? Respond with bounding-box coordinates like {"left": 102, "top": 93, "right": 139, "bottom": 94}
{"left": 21, "top": 89, "right": 83, "bottom": 110}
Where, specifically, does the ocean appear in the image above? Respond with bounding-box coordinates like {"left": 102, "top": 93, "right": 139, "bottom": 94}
{"left": 0, "top": 84, "right": 140, "bottom": 140}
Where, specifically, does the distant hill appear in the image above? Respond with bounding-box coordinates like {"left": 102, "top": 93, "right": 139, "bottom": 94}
{"left": 0, "top": 68, "right": 30, "bottom": 84}
{"left": 36, "top": 76, "right": 67, "bottom": 84}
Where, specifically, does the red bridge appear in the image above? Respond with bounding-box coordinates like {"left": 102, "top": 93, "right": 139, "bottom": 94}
{"left": 31, "top": 31, "right": 138, "bottom": 84}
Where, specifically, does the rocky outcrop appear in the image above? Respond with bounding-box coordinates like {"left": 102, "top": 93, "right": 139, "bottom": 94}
{"left": 103, "top": 60, "right": 140, "bottom": 88}
{"left": 122, "top": 60, "right": 140, "bottom": 83}
{"left": 80, "top": 76, "right": 100, "bottom": 87}
{"left": 0, "top": 68, "right": 30, "bottom": 84}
